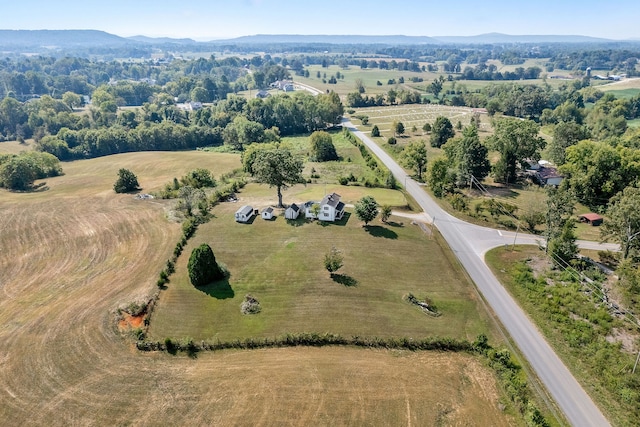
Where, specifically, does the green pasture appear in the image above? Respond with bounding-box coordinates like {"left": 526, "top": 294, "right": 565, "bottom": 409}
{"left": 148, "top": 197, "right": 493, "bottom": 342}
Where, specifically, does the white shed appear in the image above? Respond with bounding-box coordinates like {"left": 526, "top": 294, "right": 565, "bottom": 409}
{"left": 261, "top": 207, "right": 274, "bottom": 220}
{"left": 285, "top": 203, "right": 301, "bottom": 220}
{"left": 235, "top": 205, "right": 255, "bottom": 223}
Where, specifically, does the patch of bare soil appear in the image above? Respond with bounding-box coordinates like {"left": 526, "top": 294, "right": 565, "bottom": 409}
{"left": 606, "top": 328, "right": 637, "bottom": 353}
{"left": 118, "top": 313, "right": 145, "bottom": 331}
{"left": 526, "top": 255, "right": 552, "bottom": 278}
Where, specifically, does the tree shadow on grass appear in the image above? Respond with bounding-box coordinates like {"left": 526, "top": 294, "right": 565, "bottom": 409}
{"left": 331, "top": 273, "right": 358, "bottom": 287}
{"left": 365, "top": 225, "right": 398, "bottom": 239}
{"left": 385, "top": 220, "right": 404, "bottom": 228}
{"left": 197, "top": 277, "right": 235, "bottom": 299}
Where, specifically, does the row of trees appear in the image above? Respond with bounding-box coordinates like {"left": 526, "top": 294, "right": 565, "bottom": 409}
{"left": 31, "top": 90, "right": 343, "bottom": 160}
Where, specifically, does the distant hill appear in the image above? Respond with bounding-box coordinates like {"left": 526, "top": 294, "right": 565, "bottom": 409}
{"left": 127, "top": 35, "right": 197, "bottom": 45}
{"left": 0, "top": 29, "right": 130, "bottom": 48}
{"left": 433, "top": 33, "right": 616, "bottom": 44}
{"left": 213, "top": 34, "right": 440, "bottom": 45}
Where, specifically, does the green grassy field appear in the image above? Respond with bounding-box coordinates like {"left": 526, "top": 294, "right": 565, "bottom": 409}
{"left": 281, "top": 131, "right": 386, "bottom": 185}
{"left": 148, "top": 192, "right": 493, "bottom": 342}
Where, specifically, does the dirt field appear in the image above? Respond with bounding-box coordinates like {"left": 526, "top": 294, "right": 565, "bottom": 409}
{"left": 0, "top": 151, "right": 516, "bottom": 425}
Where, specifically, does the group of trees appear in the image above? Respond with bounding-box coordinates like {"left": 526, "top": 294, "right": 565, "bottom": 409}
{"left": 0, "top": 151, "right": 62, "bottom": 190}
{"left": 427, "top": 122, "right": 492, "bottom": 197}
{"left": 29, "top": 90, "right": 343, "bottom": 160}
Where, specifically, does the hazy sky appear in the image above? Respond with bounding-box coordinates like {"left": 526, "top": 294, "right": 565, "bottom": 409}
{"left": 1, "top": 0, "right": 638, "bottom": 40}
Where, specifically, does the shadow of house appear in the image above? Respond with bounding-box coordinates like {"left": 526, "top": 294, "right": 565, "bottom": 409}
{"left": 319, "top": 211, "right": 350, "bottom": 227}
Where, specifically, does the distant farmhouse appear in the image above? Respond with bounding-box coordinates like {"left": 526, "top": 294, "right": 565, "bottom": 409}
{"left": 525, "top": 160, "right": 564, "bottom": 186}
{"left": 270, "top": 80, "right": 295, "bottom": 92}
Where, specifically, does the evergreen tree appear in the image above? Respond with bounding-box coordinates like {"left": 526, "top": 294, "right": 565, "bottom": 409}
{"left": 188, "top": 243, "right": 224, "bottom": 287}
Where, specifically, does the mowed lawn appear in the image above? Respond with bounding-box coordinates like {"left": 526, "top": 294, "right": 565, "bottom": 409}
{"left": 149, "top": 195, "right": 492, "bottom": 342}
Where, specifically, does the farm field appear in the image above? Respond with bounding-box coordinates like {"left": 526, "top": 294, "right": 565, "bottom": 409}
{"left": 0, "top": 140, "right": 35, "bottom": 154}
{"left": 0, "top": 150, "right": 517, "bottom": 425}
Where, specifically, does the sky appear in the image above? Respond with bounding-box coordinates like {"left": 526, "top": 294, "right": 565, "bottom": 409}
{"left": 1, "top": 0, "right": 639, "bottom": 41}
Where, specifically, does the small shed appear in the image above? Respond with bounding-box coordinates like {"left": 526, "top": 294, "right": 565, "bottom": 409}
{"left": 235, "top": 205, "right": 255, "bottom": 223}
{"left": 285, "top": 203, "right": 300, "bottom": 220}
{"left": 261, "top": 207, "right": 274, "bottom": 220}
{"left": 579, "top": 213, "right": 603, "bottom": 226}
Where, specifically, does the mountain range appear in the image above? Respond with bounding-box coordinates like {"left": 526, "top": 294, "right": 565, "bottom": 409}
{"left": 0, "top": 29, "right": 635, "bottom": 51}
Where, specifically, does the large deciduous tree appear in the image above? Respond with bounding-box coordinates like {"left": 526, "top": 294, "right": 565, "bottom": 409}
{"left": 354, "top": 195, "right": 378, "bottom": 226}
{"left": 430, "top": 116, "right": 455, "bottom": 148}
{"left": 113, "top": 168, "right": 140, "bottom": 193}
{"left": 443, "top": 124, "right": 490, "bottom": 186}
{"left": 401, "top": 140, "right": 428, "bottom": 178}
{"left": 602, "top": 186, "right": 640, "bottom": 259}
{"left": 188, "top": 243, "right": 224, "bottom": 287}
{"left": 247, "top": 147, "right": 304, "bottom": 208}
{"left": 490, "top": 118, "right": 545, "bottom": 184}
{"left": 545, "top": 186, "right": 576, "bottom": 252}
{"left": 548, "top": 122, "right": 589, "bottom": 166}
{"left": 561, "top": 140, "right": 636, "bottom": 208}
{"left": 309, "top": 130, "right": 338, "bottom": 162}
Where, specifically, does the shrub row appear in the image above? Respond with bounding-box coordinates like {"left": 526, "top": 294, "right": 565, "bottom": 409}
{"left": 137, "top": 333, "right": 473, "bottom": 353}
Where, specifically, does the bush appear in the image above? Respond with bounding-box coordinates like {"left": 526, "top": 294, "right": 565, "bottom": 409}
{"left": 187, "top": 243, "right": 224, "bottom": 287}
{"left": 113, "top": 168, "right": 140, "bottom": 193}
{"left": 240, "top": 294, "right": 262, "bottom": 314}
{"left": 387, "top": 137, "right": 397, "bottom": 145}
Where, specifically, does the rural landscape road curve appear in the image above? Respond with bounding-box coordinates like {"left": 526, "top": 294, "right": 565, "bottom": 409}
{"left": 343, "top": 119, "right": 611, "bottom": 427}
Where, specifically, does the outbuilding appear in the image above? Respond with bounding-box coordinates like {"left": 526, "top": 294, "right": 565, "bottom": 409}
{"left": 284, "top": 203, "right": 301, "bottom": 220}
{"left": 261, "top": 207, "right": 274, "bottom": 220}
{"left": 578, "top": 213, "right": 603, "bottom": 226}
{"left": 235, "top": 205, "right": 255, "bottom": 223}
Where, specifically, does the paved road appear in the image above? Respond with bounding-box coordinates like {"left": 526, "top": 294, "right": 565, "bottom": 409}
{"left": 344, "top": 119, "right": 611, "bottom": 427}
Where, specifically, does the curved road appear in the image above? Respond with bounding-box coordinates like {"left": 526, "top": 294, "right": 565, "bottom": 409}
{"left": 344, "top": 119, "right": 611, "bottom": 427}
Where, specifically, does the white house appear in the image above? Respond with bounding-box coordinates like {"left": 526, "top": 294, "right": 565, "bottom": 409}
{"left": 235, "top": 205, "right": 255, "bottom": 223}
{"left": 261, "top": 207, "right": 274, "bottom": 220}
{"left": 285, "top": 203, "right": 301, "bottom": 220}
{"left": 318, "top": 193, "right": 345, "bottom": 222}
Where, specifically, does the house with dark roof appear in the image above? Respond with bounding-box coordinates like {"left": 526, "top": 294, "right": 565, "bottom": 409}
{"left": 318, "top": 193, "right": 345, "bottom": 222}
{"left": 255, "top": 90, "right": 271, "bottom": 99}
{"left": 235, "top": 205, "right": 255, "bottom": 223}
{"left": 526, "top": 162, "right": 564, "bottom": 187}
{"left": 285, "top": 203, "right": 301, "bottom": 220}
{"left": 261, "top": 207, "right": 274, "bottom": 220}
